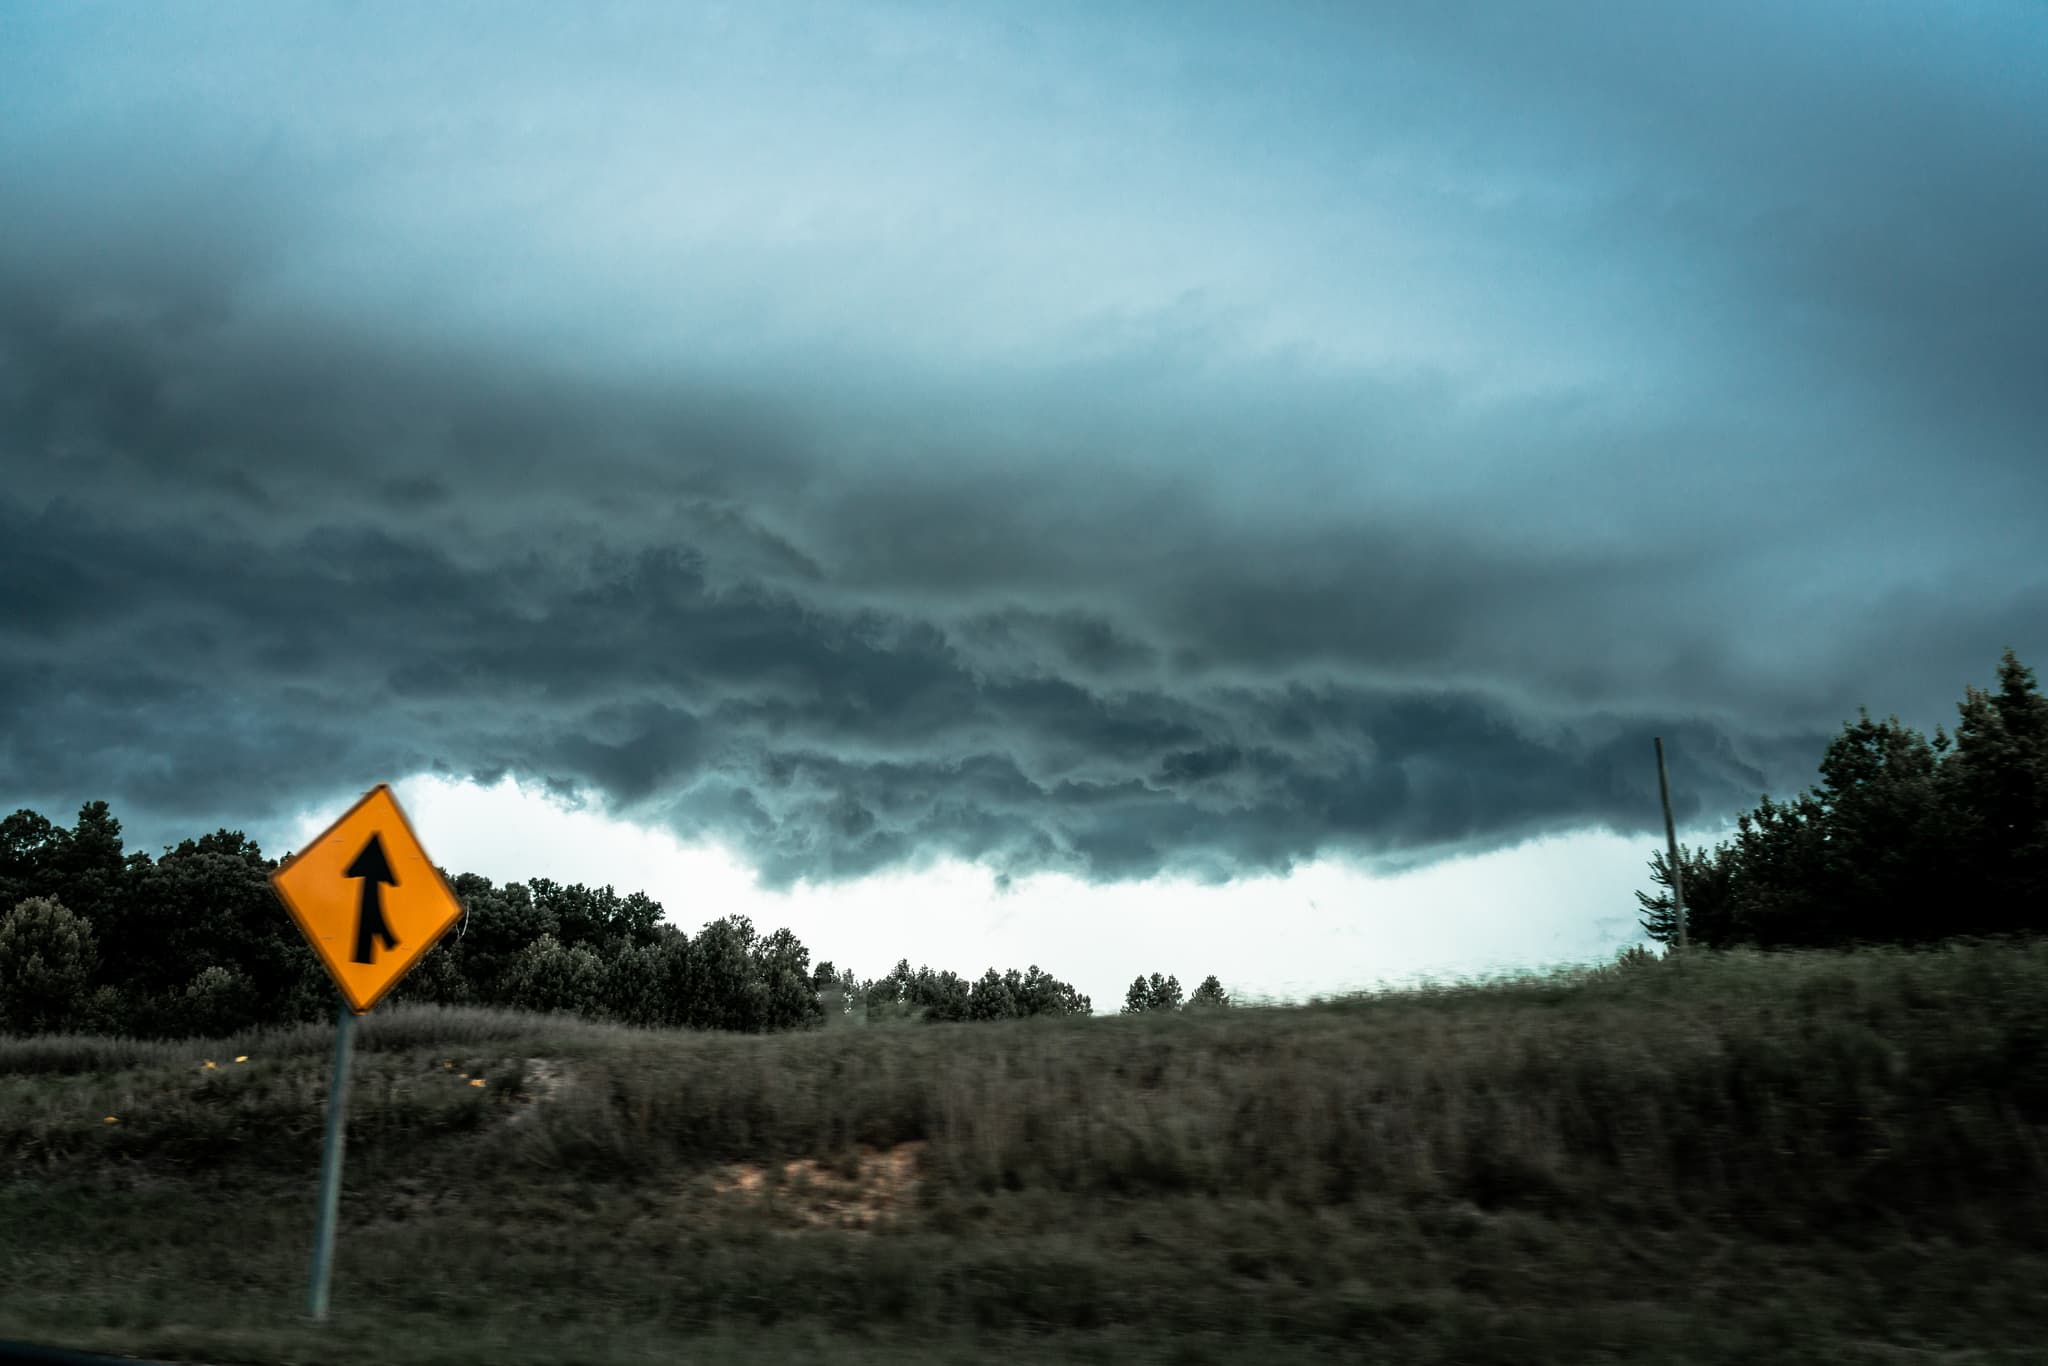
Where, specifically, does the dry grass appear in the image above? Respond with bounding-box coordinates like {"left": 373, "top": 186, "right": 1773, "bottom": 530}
{"left": 451, "top": 939, "right": 2048, "bottom": 1240}
{"left": 2, "top": 939, "right": 2047, "bottom": 1365}
{"left": 0, "top": 1002, "right": 634, "bottom": 1074}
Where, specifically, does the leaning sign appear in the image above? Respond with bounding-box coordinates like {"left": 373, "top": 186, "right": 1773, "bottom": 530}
{"left": 272, "top": 783, "right": 464, "bottom": 1320}
{"left": 273, "top": 784, "right": 464, "bottom": 1013}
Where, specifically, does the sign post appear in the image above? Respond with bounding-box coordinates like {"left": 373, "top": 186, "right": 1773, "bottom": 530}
{"left": 272, "top": 784, "right": 465, "bottom": 1320}
{"left": 307, "top": 997, "right": 356, "bottom": 1320}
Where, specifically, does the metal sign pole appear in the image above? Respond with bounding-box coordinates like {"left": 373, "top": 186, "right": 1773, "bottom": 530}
{"left": 308, "top": 995, "right": 358, "bottom": 1320}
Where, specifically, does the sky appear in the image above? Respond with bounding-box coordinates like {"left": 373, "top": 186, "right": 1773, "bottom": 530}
{"left": 5, "top": 2, "right": 2045, "bottom": 1007}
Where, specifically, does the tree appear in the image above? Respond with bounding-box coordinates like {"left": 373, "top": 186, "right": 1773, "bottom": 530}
{"left": 906, "top": 965, "right": 971, "bottom": 1023}
{"left": 1634, "top": 785, "right": 1834, "bottom": 951}
{"left": 600, "top": 941, "right": 670, "bottom": 1027}
{"left": 812, "top": 960, "right": 860, "bottom": 1024}
{"left": 1184, "top": 975, "right": 1231, "bottom": 1010}
{"left": 528, "top": 880, "right": 666, "bottom": 956}
{"left": 1727, "top": 791, "right": 1835, "bottom": 945}
{"left": 1944, "top": 649, "right": 2048, "bottom": 933}
{"left": 117, "top": 829, "right": 320, "bottom": 1019}
{"left": 388, "top": 938, "right": 473, "bottom": 1008}
{"left": 678, "top": 915, "right": 765, "bottom": 1031}
{"left": 1122, "top": 972, "right": 1182, "bottom": 1014}
{"left": 854, "top": 961, "right": 972, "bottom": 1023}
{"left": 1807, "top": 710, "right": 1954, "bottom": 944}
{"left": 49, "top": 801, "right": 129, "bottom": 926}
{"left": 1, "top": 805, "right": 139, "bottom": 975}
{"left": 753, "top": 926, "right": 822, "bottom": 1031}
{"left": 968, "top": 967, "right": 1020, "bottom": 1021}
{"left": 0, "top": 798, "right": 1140, "bottom": 1040}
{"left": 1636, "top": 841, "right": 1739, "bottom": 948}
{"left": 851, "top": 959, "right": 1090, "bottom": 1023}
{"left": 455, "top": 879, "right": 558, "bottom": 1005}
{"left": 0, "top": 896, "right": 97, "bottom": 1033}
{"left": 0, "top": 810, "right": 63, "bottom": 911}
{"left": 1631, "top": 649, "right": 2048, "bottom": 950}
{"left": 501, "top": 935, "right": 604, "bottom": 1016}
{"left": 180, "top": 963, "right": 261, "bottom": 1037}
{"left": 1012, "top": 964, "right": 1092, "bottom": 1017}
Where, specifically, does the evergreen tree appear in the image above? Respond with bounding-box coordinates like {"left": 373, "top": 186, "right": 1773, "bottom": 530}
{"left": 1632, "top": 650, "right": 2048, "bottom": 950}
{"left": 1122, "top": 972, "right": 1182, "bottom": 1014}
{"left": 968, "top": 967, "right": 1020, "bottom": 1021}
{"left": 1635, "top": 841, "right": 1736, "bottom": 947}
{"left": 49, "top": 801, "right": 129, "bottom": 928}
{"left": 1010, "top": 964, "right": 1091, "bottom": 1017}
{"left": 1945, "top": 649, "right": 2048, "bottom": 933}
{"left": 1811, "top": 711, "right": 1952, "bottom": 943}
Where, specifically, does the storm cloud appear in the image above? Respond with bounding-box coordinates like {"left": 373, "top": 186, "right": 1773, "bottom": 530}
{"left": 3, "top": 1, "right": 2043, "bottom": 880}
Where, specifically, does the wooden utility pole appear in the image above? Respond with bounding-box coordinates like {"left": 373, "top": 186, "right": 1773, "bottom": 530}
{"left": 1654, "top": 737, "right": 1687, "bottom": 950}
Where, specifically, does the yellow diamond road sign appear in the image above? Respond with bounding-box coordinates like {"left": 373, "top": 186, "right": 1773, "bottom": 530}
{"left": 272, "top": 784, "right": 463, "bottom": 1014}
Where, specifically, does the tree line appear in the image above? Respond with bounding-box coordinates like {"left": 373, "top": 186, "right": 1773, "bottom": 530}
{"left": 1638, "top": 649, "right": 2048, "bottom": 950}
{"left": 0, "top": 801, "right": 1228, "bottom": 1038}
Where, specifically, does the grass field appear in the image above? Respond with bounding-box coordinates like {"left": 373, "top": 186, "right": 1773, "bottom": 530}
{"left": 4, "top": 941, "right": 2048, "bottom": 1365}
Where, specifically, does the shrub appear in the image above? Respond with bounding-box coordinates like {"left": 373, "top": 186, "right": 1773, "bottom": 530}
{"left": 181, "top": 964, "right": 263, "bottom": 1037}
{"left": 502, "top": 934, "right": 605, "bottom": 1016}
{"left": 0, "top": 896, "right": 97, "bottom": 1033}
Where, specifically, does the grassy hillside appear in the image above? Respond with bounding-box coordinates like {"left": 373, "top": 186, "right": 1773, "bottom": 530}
{"left": 4, "top": 942, "right": 2048, "bottom": 1365}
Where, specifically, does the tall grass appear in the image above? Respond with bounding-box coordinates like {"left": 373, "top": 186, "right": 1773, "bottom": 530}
{"left": 0, "top": 1002, "right": 636, "bottom": 1075}
{"left": 487, "top": 940, "right": 2048, "bottom": 1237}
{"left": 10, "top": 939, "right": 2041, "bottom": 1236}
{"left": 4, "top": 940, "right": 2048, "bottom": 1364}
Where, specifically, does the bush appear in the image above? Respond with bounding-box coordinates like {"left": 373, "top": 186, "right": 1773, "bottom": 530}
{"left": 502, "top": 935, "right": 605, "bottom": 1016}
{"left": 0, "top": 896, "right": 97, "bottom": 1033}
{"left": 180, "top": 964, "right": 262, "bottom": 1037}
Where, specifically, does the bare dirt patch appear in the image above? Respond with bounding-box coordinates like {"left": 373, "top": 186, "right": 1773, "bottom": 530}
{"left": 709, "top": 1141, "right": 926, "bottom": 1230}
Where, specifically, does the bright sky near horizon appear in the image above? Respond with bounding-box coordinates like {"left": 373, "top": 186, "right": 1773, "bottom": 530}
{"left": 280, "top": 773, "right": 1695, "bottom": 1009}
{"left": 7, "top": 2, "right": 2043, "bottom": 1001}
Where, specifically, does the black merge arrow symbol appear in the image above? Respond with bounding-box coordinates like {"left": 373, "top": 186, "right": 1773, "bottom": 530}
{"left": 344, "top": 832, "right": 401, "bottom": 965}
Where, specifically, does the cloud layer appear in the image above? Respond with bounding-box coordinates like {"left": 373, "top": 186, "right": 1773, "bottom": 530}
{"left": 4, "top": 2, "right": 2043, "bottom": 876}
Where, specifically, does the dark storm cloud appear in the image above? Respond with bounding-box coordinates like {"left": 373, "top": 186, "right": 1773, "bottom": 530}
{"left": 0, "top": 338, "right": 1931, "bottom": 882}
{"left": 2, "top": 1, "right": 2043, "bottom": 876}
